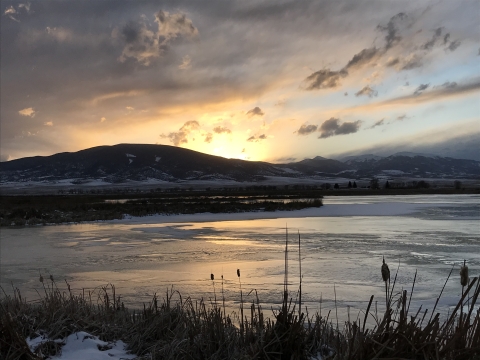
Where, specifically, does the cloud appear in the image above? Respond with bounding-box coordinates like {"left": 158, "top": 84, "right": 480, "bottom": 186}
{"left": 126, "top": 106, "right": 134, "bottom": 110}
{"left": 178, "top": 55, "right": 192, "bottom": 70}
{"left": 213, "top": 126, "right": 231, "bottom": 134}
{"left": 377, "top": 12, "right": 407, "bottom": 49}
{"left": 204, "top": 133, "right": 213, "bottom": 143}
{"left": 397, "top": 114, "right": 407, "bottom": 121}
{"left": 296, "top": 124, "right": 318, "bottom": 135}
{"left": 303, "top": 69, "right": 347, "bottom": 90}
{"left": 161, "top": 120, "right": 200, "bottom": 146}
{"left": 386, "top": 57, "right": 400, "bottom": 67}
{"left": 100, "top": 117, "right": 106, "bottom": 122}
{"left": 344, "top": 47, "right": 380, "bottom": 71}
{"left": 422, "top": 27, "right": 443, "bottom": 50}
{"left": 441, "top": 81, "right": 457, "bottom": 89}
{"left": 369, "top": 119, "right": 385, "bottom": 129}
{"left": 355, "top": 85, "right": 378, "bottom": 98}
{"left": 401, "top": 53, "right": 423, "bottom": 70}
{"left": 318, "top": 118, "right": 361, "bottom": 138}
{"left": 247, "top": 134, "right": 267, "bottom": 142}
{"left": 447, "top": 39, "right": 461, "bottom": 52}
{"left": 43, "top": 121, "right": 53, "bottom": 126}
{"left": 246, "top": 106, "right": 264, "bottom": 117}
{"left": 413, "top": 83, "right": 429, "bottom": 95}
{"left": 118, "top": 10, "right": 198, "bottom": 66}
{"left": 306, "top": 46, "right": 383, "bottom": 91}
{"left": 352, "top": 80, "right": 480, "bottom": 110}
{"left": 18, "top": 107, "right": 36, "bottom": 117}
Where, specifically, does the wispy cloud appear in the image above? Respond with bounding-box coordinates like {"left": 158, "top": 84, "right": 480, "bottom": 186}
{"left": 355, "top": 85, "right": 378, "bottom": 98}
{"left": 369, "top": 119, "right": 385, "bottom": 129}
{"left": 178, "top": 55, "right": 192, "bottom": 70}
{"left": 413, "top": 83, "right": 430, "bottom": 95}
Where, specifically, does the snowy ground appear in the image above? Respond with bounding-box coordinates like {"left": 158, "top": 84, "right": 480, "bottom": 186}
{"left": 112, "top": 201, "right": 441, "bottom": 225}
{"left": 27, "top": 332, "right": 136, "bottom": 360}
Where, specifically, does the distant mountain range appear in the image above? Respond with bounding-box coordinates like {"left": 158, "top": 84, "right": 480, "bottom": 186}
{"left": 1, "top": 144, "right": 479, "bottom": 185}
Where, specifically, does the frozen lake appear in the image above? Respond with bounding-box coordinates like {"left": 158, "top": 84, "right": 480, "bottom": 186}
{"left": 1, "top": 194, "right": 479, "bottom": 324}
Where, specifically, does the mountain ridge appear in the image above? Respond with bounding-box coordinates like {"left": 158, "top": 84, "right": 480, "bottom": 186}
{"left": 1, "top": 144, "right": 479, "bottom": 184}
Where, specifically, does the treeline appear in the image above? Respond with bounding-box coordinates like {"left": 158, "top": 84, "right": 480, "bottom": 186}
{"left": 0, "top": 192, "right": 322, "bottom": 227}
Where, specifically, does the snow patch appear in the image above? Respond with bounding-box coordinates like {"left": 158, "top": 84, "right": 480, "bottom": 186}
{"left": 125, "top": 153, "right": 136, "bottom": 158}
{"left": 155, "top": 156, "right": 161, "bottom": 162}
{"left": 381, "top": 170, "right": 405, "bottom": 175}
{"left": 27, "top": 331, "right": 136, "bottom": 360}
{"left": 128, "top": 159, "right": 133, "bottom": 164}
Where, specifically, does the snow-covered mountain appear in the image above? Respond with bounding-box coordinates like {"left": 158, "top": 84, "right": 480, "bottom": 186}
{"left": 1, "top": 144, "right": 479, "bottom": 185}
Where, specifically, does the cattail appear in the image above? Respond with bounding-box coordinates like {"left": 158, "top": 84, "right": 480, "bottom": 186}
{"left": 39, "top": 274, "right": 44, "bottom": 283}
{"left": 460, "top": 260, "right": 469, "bottom": 287}
{"left": 237, "top": 269, "right": 240, "bottom": 278}
{"left": 49, "top": 275, "right": 54, "bottom": 282}
{"left": 381, "top": 257, "right": 390, "bottom": 283}
{"left": 211, "top": 273, "right": 214, "bottom": 281}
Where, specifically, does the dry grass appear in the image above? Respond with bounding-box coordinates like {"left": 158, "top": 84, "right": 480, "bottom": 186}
{"left": 1, "top": 256, "right": 479, "bottom": 359}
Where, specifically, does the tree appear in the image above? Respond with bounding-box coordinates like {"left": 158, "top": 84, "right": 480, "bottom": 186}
{"left": 334, "top": 183, "right": 339, "bottom": 189}
{"left": 454, "top": 180, "right": 462, "bottom": 190}
{"left": 348, "top": 181, "right": 352, "bottom": 188}
{"left": 370, "top": 178, "right": 379, "bottom": 189}
{"left": 353, "top": 181, "right": 357, "bottom": 188}
{"left": 385, "top": 181, "right": 390, "bottom": 189}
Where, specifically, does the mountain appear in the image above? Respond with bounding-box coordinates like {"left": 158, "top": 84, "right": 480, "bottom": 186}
{"left": 341, "top": 153, "right": 480, "bottom": 178}
{"left": 1, "top": 145, "right": 479, "bottom": 185}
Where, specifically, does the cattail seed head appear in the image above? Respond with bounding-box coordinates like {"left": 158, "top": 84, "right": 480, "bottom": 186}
{"left": 49, "top": 275, "right": 54, "bottom": 282}
{"left": 210, "top": 273, "right": 214, "bottom": 281}
{"left": 381, "top": 257, "right": 390, "bottom": 282}
{"left": 237, "top": 269, "right": 240, "bottom": 278}
{"left": 39, "top": 275, "right": 43, "bottom": 283}
{"left": 460, "top": 261, "right": 469, "bottom": 287}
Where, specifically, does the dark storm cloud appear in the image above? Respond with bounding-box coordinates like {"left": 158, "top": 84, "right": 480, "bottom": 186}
{"left": 296, "top": 124, "right": 318, "bottom": 135}
{"left": 413, "top": 83, "right": 430, "bottom": 95}
{"left": 318, "top": 118, "right": 361, "bottom": 139}
{"left": 161, "top": 120, "right": 200, "bottom": 146}
{"left": 246, "top": 107, "right": 264, "bottom": 117}
{"left": 355, "top": 85, "right": 378, "bottom": 98}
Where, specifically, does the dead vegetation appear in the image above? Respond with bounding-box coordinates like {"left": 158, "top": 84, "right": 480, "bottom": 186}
{"left": 1, "top": 240, "right": 479, "bottom": 359}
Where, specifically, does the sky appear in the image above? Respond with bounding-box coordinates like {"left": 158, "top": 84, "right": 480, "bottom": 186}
{"left": 1, "top": 0, "right": 479, "bottom": 163}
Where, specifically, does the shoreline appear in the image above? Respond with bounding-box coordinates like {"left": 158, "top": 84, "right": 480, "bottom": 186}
{"left": 109, "top": 201, "right": 435, "bottom": 225}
